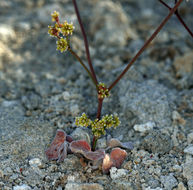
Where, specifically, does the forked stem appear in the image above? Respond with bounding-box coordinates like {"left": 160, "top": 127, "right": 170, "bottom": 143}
{"left": 68, "top": 48, "right": 98, "bottom": 89}
{"left": 159, "top": 0, "right": 193, "bottom": 37}
{"left": 108, "top": 0, "right": 184, "bottom": 91}
{"left": 72, "top": 0, "right": 98, "bottom": 85}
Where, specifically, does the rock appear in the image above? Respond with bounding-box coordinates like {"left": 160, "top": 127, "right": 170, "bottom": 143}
{"left": 174, "top": 182, "right": 187, "bottom": 190}
{"left": 112, "top": 181, "right": 133, "bottom": 190}
{"left": 172, "top": 111, "right": 186, "bottom": 126}
{"left": 96, "top": 137, "right": 107, "bottom": 149}
{"left": 70, "top": 104, "right": 80, "bottom": 116}
{"left": 0, "top": 24, "right": 16, "bottom": 43}
{"left": 90, "top": 1, "right": 137, "bottom": 47}
{"left": 188, "top": 180, "right": 193, "bottom": 190}
{"left": 110, "top": 167, "right": 128, "bottom": 180}
{"left": 142, "top": 130, "right": 173, "bottom": 154}
{"left": 21, "top": 92, "right": 41, "bottom": 110}
{"left": 160, "top": 174, "right": 178, "bottom": 190}
{"left": 62, "top": 91, "right": 71, "bottom": 101}
{"left": 29, "top": 158, "right": 42, "bottom": 168}
{"left": 13, "top": 184, "right": 32, "bottom": 190}
{"left": 184, "top": 145, "right": 193, "bottom": 155}
{"left": 183, "top": 162, "right": 193, "bottom": 180}
{"left": 133, "top": 121, "right": 155, "bottom": 133}
{"left": 145, "top": 188, "right": 163, "bottom": 190}
{"left": 187, "top": 133, "right": 193, "bottom": 144}
{"left": 173, "top": 51, "right": 193, "bottom": 77}
{"left": 119, "top": 80, "right": 175, "bottom": 128}
{"left": 65, "top": 183, "right": 104, "bottom": 190}
{"left": 71, "top": 128, "right": 90, "bottom": 144}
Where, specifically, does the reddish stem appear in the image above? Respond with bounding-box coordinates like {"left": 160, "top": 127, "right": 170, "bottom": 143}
{"left": 72, "top": 0, "right": 98, "bottom": 85}
{"left": 159, "top": 0, "right": 193, "bottom": 38}
{"left": 108, "top": 0, "right": 184, "bottom": 91}
{"left": 92, "top": 98, "right": 104, "bottom": 150}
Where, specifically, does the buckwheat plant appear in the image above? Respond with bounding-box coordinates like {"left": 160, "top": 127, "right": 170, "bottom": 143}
{"left": 48, "top": 0, "right": 192, "bottom": 150}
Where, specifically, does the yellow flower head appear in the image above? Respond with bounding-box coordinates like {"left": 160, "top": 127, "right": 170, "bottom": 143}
{"left": 61, "top": 21, "right": 75, "bottom": 36}
{"left": 48, "top": 24, "right": 60, "bottom": 37}
{"left": 56, "top": 38, "right": 68, "bottom": 53}
{"left": 51, "top": 11, "right": 59, "bottom": 22}
{"left": 75, "top": 113, "right": 92, "bottom": 127}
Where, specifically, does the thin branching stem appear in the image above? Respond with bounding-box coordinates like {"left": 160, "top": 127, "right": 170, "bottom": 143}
{"left": 159, "top": 0, "right": 193, "bottom": 37}
{"left": 68, "top": 48, "right": 98, "bottom": 89}
{"left": 108, "top": 0, "right": 184, "bottom": 91}
{"left": 72, "top": 0, "right": 98, "bottom": 85}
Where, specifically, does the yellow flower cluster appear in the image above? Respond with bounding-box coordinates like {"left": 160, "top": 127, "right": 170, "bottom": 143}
{"left": 75, "top": 113, "right": 120, "bottom": 138}
{"left": 56, "top": 38, "right": 68, "bottom": 52}
{"left": 98, "top": 82, "right": 110, "bottom": 99}
{"left": 75, "top": 113, "right": 92, "bottom": 127}
{"left": 48, "top": 11, "right": 75, "bottom": 53}
{"left": 51, "top": 11, "right": 59, "bottom": 22}
{"left": 61, "top": 21, "right": 74, "bottom": 36}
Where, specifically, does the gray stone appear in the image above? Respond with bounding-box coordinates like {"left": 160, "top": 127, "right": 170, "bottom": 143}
{"left": 160, "top": 174, "right": 178, "bottom": 190}
{"left": 187, "top": 133, "right": 193, "bottom": 144}
{"left": 188, "top": 180, "right": 193, "bottom": 190}
{"left": 111, "top": 180, "right": 133, "bottom": 190}
{"left": 142, "top": 130, "right": 173, "bottom": 154}
{"left": 71, "top": 128, "right": 90, "bottom": 144}
{"left": 96, "top": 137, "right": 107, "bottom": 149}
{"left": 90, "top": 1, "right": 137, "bottom": 47}
{"left": 119, "top": 80, "right": 175, "bottom": 128}
{"left": 183, "top": 162, "right": 193, "bottom": 180}
{"left": 110, "top": 167, "right": 128, "bottom": 180}
{"left": 21, "top": 92, "right": 41, "bottom": 110}
{"left": 184, "top": 145, "right": 193, "bottom": 155}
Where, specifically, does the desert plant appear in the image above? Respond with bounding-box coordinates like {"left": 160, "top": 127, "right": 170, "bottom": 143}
{"left": 46, "top": 0, "right": 192, "bottom": 172}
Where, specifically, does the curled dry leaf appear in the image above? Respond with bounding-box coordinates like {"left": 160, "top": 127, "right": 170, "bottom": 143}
{"left": 70, "top": 140, "right": 91, "bottom": 154}
{"left": 45, "top": 129, "right": 67, "bottom": 161}
{"left": 102, "top": 154, "right": 114, "bottom": 174}
{"left": 110, "top": 148, "right": 127, "bottom": 168}
{"left": 84, "top": 149, "right": 105, "bottom": 161}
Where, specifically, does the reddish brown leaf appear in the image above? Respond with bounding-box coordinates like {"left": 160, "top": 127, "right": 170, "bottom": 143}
{"left": 84, "top": 149, "right": 105, "bottom": 161}
{"left": 70, "top": 140, "right": 91, "bottom": 154}
{"left": 45, "top": 129, "right": 66, "bottom": 161}
{"left": 110, "top": 148, "right": 127, "bottom": 168}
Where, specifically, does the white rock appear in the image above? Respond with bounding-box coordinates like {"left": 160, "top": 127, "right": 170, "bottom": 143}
{"left": 70, "top": 104, "right": 79, "bottom": 116}
{"left": 184, "top": 145, "right": 193, "bottom": 155}
{"left": 29, "top": 158, "right": 42, "bottom": 168}
{"left": 62, "top": 91, "right": 71, "bottom": 101}
{"left": 133, "top": 121, "right": 155, "bottom": 133}
{"left": 110, "top": 167, "right": 127, "bottom": 180}
{"left": 65, "top": 183, "right": 104, "bottom": 190}
{"left": 145, "top": 187, "right": 163, "bottom": 190}
{"left": 0, "top": 24, "right": 16, "bottom": 42}
{"left": 13, "top": 184, "right": 31, "bottom": 190}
